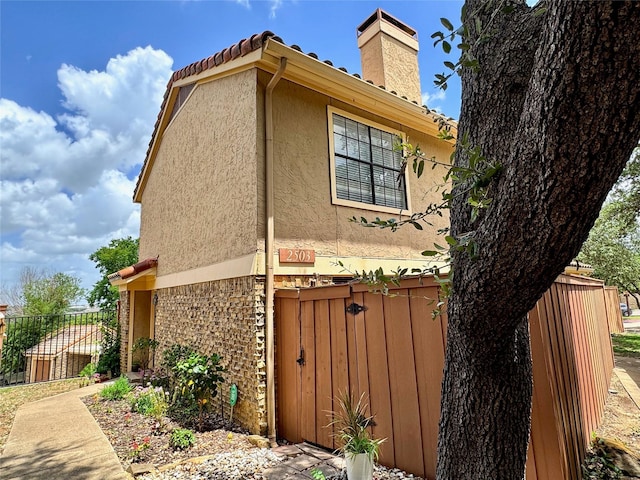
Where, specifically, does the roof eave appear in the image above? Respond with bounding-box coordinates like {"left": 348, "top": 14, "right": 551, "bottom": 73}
{"left": 260, "top": 39, "right": 455, "bottom": 138}
{"left": 134, "top": 38, "right": 457, "bottom": 202}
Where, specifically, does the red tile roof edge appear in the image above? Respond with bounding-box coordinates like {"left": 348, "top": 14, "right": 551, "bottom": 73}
{"left": 133, "top": 30, "right": 439, "bottom": 201}
{"left": 107, "top": 257, "right": 158, "bottom": 281}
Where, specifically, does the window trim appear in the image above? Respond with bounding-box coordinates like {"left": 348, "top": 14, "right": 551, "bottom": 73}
{"left": 327, "top": 106, "right": 412, "bottom": 215}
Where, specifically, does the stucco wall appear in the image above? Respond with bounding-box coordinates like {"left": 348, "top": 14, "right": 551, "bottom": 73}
{"left": 152, "top": 276, "right": 267, "bottom": 435}
{"left": 264, "top": 74, "right": 451, "bottom": 261}
{"left": 139, "top": 69, "right": 259, "bottom": 276}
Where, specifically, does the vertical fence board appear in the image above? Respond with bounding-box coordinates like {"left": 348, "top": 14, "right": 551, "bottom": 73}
{"left": 275, "top": 297, "right": 302, "bottom": 442}
{"left": 329, "top": 298, "right": 349, "bottom": 450}
{"left": 314, "top": 300, "right": 333, "bottom": 448}
{"left": 383, "top": 292, "right": 424, "bottom": 476}
{"left": 300, "top": 300, "right": 317, "bottom": 443}
{"left": 362, "top": 291, "right": 395, "bottom": 468}
{"left": 529, "top": 302, "right": 566, "bottom": 480}
{"left": 409, "top": 286, "right": 445, "bottom": 480}
{"left": 352, "top": 292, "right": 370, "bottom": 406}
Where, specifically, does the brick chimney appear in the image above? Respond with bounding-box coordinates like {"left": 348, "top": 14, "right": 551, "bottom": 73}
{"left": 357, "top": 9, "right": 421, "bottom": 103}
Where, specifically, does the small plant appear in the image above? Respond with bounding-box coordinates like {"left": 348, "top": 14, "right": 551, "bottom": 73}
{"left": 169, "top": 428, "right": 196, "bottom": 450}
{"left": 174, "top": 352, "right": 225, "bottom": 431}
{"left": 99, "top": 376, "right": 133, "bottom": 401}
{"left": 132, "top": 337, "right": 160, "bottom": 374}
{"left": 79, "top": 362, "right": 97, "bottom": 379}
{"left": 582, "top": 436, "right": 623, "bottom": 479}
{"left": 130, "top": 386, "right": 168, "bottom": 420}
{"left": 311, "top": 468, "right": 327, "bottom": 480}
{"left": 130, "top": 436, "right": 151, "bottom": 461}
{"left": 328, "top": 391, "right": 385, "bottom": 461}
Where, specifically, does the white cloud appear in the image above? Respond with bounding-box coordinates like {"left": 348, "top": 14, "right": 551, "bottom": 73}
{"left": 0, "top": 47, "right": 172, "bottom": 296}
{"left": 234, "top": 0, "right": 250, "bottom": 8}
{"left": 270, "top": 0, "right": 283, "bottom": 18}
{"left": 421, "top": 89, "right": 446, "bottom": 110}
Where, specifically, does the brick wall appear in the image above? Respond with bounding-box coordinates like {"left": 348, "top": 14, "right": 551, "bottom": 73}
{"left": 119, "top": 291, "right": 131, "bottom": 375}
{"left": 152, "top": 276, "right": 267, "bottom": 435}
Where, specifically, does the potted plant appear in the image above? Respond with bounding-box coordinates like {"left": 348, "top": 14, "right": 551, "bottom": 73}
{"left": 328, "top": 391, "right": 385, "bottom": 480}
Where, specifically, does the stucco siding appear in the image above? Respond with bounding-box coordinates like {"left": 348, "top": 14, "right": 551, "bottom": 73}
{"left": 139, "top": 69, "right": 259, "bottom": 276}
{"left": 269, "top": 78, "right": 451, "bottom": 261}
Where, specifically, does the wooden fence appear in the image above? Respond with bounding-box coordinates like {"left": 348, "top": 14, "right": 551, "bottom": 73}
{"left": 274, "top": 274, "right": 621, "bottom": 480}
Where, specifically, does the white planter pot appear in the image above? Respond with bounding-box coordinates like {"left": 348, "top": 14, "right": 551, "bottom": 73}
{"left": 345, "top": 452, "right": 373, "bottom": 480}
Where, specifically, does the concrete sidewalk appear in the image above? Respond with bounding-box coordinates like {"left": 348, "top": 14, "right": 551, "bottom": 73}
{"left": 0, "top": 382, "right": 128, "bottom": 480}
{"left": 0, "top": 381, "right": 343, "bottom": 480}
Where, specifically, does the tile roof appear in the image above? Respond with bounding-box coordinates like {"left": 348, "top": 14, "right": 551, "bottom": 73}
{"left": 135, "top": 31, "right": 440, "bottom": 200}
{"left": 25, "top": 324, "right": 104, "bottom": 357}
{"left": 107, "top": 257, "right": 158, "bottom": 282}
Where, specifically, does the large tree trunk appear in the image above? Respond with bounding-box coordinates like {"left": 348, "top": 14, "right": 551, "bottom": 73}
{"left": 437, "top": 2, "right": 640, "bottom": 479}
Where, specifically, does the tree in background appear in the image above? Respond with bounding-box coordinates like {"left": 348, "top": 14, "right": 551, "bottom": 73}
{"left": 611, "top": 147, "right": 640, "bottom": 227}
{"left": 0, "top": 268, "right": 84, "bottom": 375}
{"left": 579, "top": 203, "right": 640, "bottom": 306}
{"left": 87, "top": 236, "right": 139, "bottom": 310}
{"left": 7, "top": 267, "right": 85, "bottom": 316}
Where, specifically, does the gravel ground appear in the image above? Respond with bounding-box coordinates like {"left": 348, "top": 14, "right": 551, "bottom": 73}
{"left": 83, "top": 389, "right": 423, "bottom": 479}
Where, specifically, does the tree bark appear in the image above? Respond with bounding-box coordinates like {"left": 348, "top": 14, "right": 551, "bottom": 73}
{"left": 437, "top": 1, "right": 640, "bottom": 478}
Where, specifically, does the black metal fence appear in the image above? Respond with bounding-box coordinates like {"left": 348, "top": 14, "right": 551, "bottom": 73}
{"left": 0, "top": 310, "right": 118, "bottom": 387}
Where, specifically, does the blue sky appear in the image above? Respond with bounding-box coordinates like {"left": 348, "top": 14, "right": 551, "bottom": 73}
{"left": 0, "top": 0, "right": 463, "bottom": 302}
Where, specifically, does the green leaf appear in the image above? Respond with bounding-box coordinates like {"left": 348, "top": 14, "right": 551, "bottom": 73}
{"left": 421, "top": 250, "right": 439, "bottom": 256}
{"left": 444, "top": 61, "right": 456, "bottom": 71}
{"left": 417, "top": 160, "right": 425, "bottom": 178}
{"left": 442, "top": 41, "right": 451, "bottom": 54}
{"left": 440, "top": 17, "right": 454, "bottom": 31}
{"left": 445, "top": 235, "right": 457, "bottom": 246}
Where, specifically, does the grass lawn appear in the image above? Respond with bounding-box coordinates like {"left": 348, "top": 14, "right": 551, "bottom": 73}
{"left": 612, "top": 332, "right": 640, "bottom": 358}
{"left": 0, "top": 378, "right": 85, "bottom": 453}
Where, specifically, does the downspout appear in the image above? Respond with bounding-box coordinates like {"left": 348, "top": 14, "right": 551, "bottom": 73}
{"left": 265, "top": 56, "right": 287, "bottom": 446}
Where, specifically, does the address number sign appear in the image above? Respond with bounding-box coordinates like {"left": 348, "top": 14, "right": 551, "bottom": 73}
{"left": 279, "top": 248, "right": 315, "bottom": 264}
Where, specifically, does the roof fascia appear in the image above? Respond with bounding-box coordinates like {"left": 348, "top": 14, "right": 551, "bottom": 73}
{"left": 259, "top": 39, "right": 454, "bottom": 139}
{"left": 109, "top": 267, "right": 157, "bottom": 287}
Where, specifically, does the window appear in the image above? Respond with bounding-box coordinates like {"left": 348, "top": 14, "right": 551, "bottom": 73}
{"left": 330, "top": 109, "right": 408, "bottom": 211}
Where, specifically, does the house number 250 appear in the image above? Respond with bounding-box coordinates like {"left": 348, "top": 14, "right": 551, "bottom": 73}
{"left": 279, "top": 248, "right": 315, "bottom": 264}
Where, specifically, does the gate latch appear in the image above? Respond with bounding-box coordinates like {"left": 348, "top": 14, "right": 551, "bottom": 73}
{"left": 346, "top": 302, "right": 367, "bottom": 315}
{"left": 296, "top": 348, "right": 305, "bottom": 366}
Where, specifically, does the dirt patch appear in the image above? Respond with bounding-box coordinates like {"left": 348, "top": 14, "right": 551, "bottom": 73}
{"left": 82, "top": 393, "right": 261, "bottom": 471}
{"left": 595, "top": 373, "right": 640, "bottom": 455}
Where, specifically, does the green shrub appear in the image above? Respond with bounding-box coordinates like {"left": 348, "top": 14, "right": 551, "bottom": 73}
{"left": 130, "top": 386, "right": 168, "bottom": 419}
{"left": 79, "top": 363, "right": 97, "bottom": 378}
{"left": 97, "top": 316, "right": 121, "bottom": 376}
{"left": 161, "top": 344, "right": 195, "bottom": 392}
{"left": 174, "top": 352, "right": 225, "bottom": 431}
{"left": 169, "top": 428, "right": 196, "bottom": 450}
{"left": 99, "top": 376, "right": 132, "bottom": 401}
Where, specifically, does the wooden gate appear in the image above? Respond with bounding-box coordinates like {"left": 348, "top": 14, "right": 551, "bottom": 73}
{"left": 274, "top": 275, "right": 619, "bottom": 480}
{"left": 275, "top": 277, "right": 445, "bottom": 478}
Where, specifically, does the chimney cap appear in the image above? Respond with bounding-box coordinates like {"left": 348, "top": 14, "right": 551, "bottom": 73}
{"left": 357, "top": 8, "right": 417, "bottom": 40}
